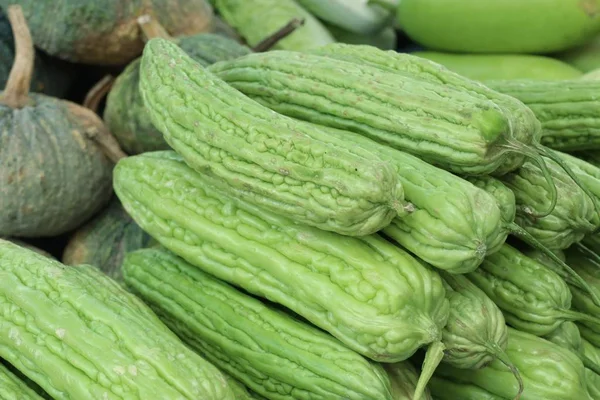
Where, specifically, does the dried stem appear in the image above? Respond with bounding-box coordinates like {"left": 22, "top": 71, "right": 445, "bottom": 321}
{"left": 252, "top": 18, "right": 305, "bottom": 52}
{"left": 83, "top": 75, "right": 115, "bottom": 114}
{"left": 138, "top": 14, "right": 173, "bottom": 42}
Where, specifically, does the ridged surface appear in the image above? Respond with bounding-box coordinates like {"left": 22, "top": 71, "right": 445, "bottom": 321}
{"left": 440, "top": 273, "right": 508, "bottom": 369}
{"left": 429, "top": 328, "right": 590, "bottom": 400}
{"left": 209, "top": 50, "right": 519, "bottom": 175}
{"left": 466, "top": 244, "right": 573, "bottom": 336}
{"left": 312, "top": 124, "right": 505, "bottom": 273}
{"left": 113, "top": 151, "right": 449, "bottom": 362}
{"left": 139, "top": 38, "right": 405, "bottom": 236}
{"left": 221, "top": 372, "right": 266, "bottom": 400}
{"left": 0, "top": 96, "right": 113, "bottom": 237}
{"left": 214, "top": 0, "right": 335, "bottom": 51}
{"left": 465, "top": 176, "right": 516, "bottom": 223}
{"left": 62, "top": 198, "right": 154, "bottom": 282}
{"left": 582, "top": 340, "right": 600, "bottom": 397}
{"left": 104, "top": 34, "right": 251, "bottom": 155}
{"left": 0, "top": 362, "right": 44, "bottom": 400}
{"left": 0, "top": 240, "right": 235, "bottom": 399}
{"left": 123, "top": 248, "right": 395, "bottom": 400}
{"left": 0, "top": 0, "right": 214, "bottom": 65}
{"left": 500, "top": 157, "right": 599, "bottom": 250}
{"left": 383, "top": 361, "right": 433, "bottom": 400}
{"left": 306, "top": 43, "right": 542, "bottom": 174}
{"left": 488, "top": 79, "right": 600, "bottom": 151}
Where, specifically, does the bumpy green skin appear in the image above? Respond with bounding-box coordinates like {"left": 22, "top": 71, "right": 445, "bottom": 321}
{"left": 140, "top": 39, "right": 405, "bottom": 236}
{"left": 440, "top": 273, "right": 508, "bottom": 369}
{"left": 326, "top": 23, "right": 396, "bottom": 50}
{"left": 0, "top": 10, "right": 73, "bottom": 97}
{"left": 221, "top": 371, "right": 267, "bottom": 400}
{"left": 0, "top": 240, "right": 235, "bottom": 400}
{"left": 1, "top": 362, "right": 52, "bottom": 400}
{"left": 214, "top": 0, "right": 335, "bottom": 51}
{"left": 397, "top": 0, "right": 600, "bottom": 54}
{"left": 123, "top": 248, "right": 395, "bottom": 400}
{"left": 0, "top": 362, "right": 44, "bottom": 400}
{"left": 62, "top": 198, "right": 154, "bottom": 282}
{"left": 560, "top": 33, "right": 600, "bottom": 73}
{"left": 464, "top": 176, "right": 516, "bottom": 223}
{"left": 0, "top": 0, "right": 215, "bottom": 65}
{"left": 104, "top": 34, "right": 252, "bottom": 155}
{"left": 113, "top": 151, "right": 449, "bottom": 362}
{"left": 306, "top": 43, "right": 542, "bottom": 175}
{"left": 413, "top": 52, "right": 582, "bottom": 81}
{"left": 466, "top": 244, "right": 577, "bottom": 336}
{"left": 0, "top": 96, "right": 113, "bottom": 237}
{"left": 429, "top": 328, "right": 591, "bottom": 400}
{"left": 383, "top": 362, "right": 433, "bottom": 400}
{"left": 209, "top": 48, "right": 541, "bottom": 176}
{"left": 5, "top": 239, "right": 54, "bottom": 259}
{"left": 312, "top": 124, "right": 505, "bottom": 274}
{"left": 500, "top": 157, "right": 599, "bottom": 250}
{"left": 487, "top": 79, "right": 600, "bottom": 151}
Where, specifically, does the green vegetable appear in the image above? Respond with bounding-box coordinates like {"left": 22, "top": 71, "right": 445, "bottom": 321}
{"left": 383, "top": 362, "right": 432, "bottom": 400}
{"left": 583, "top": 340, "right": 600, "bottom": 398}
{"left": 214, "top": 0, "right": 335, "bottom": 51}
{"left": 113, "top": 151, "right": 450, "bottom": 366}
{"left": 104, "top": 17, "right": 252, "bottom": 155}
{"left": 487, "top": 79, "right": 600, "bottom": 152}
{"left": 221, "top": 372, "right": 267, "bottom": 400}
{"left": 4, "top": 239, "right": 54, "bottom": 259}
{"left": 0, "top": 0, "right": 214, "bottom": 65}
{"left": 560, "top": 33, "right": 600, "bottom": 73}
{"left": 439, "top": 272, "right": 523, "bottom": 398}
{"left": 139, "top": 38, "right": 408, "bottom": 236}
{"left": 466, "top": 244, "right": 600, "bottom": 336}
{"left": 396, "top": 0, "right": 600, "bottom": 53}
{"left": 412, "top": 52, "right": 582, "bottom": 81}
{"left": 0, "top": 362, "right": 44, "bottom": 400}
{"left": 0, "top": 239, "right": 236, "bottom": 399}
{"left": 122, "top": 248, "right": 395, "bottom": 400}
{"left": 429, "top": 328, "right": 591, "bottom": 400}
{"left": 582, "top": 67, "right": 600, "bottom": 80}
{"left": 295, "top": 0, "right": 393, "bottom": 34}
{"left": 0, "top": 6, "right": 113, "bottom": 237}
{"left": 62, "top": 198, "right": 155, "bottom": 282}
{"left": 464, "top": 176, "right": 516, "bottom": 224}
{"left": 325, "top": 23, "right": 396, "bottom": 50}
{"left": 544, "top": 321, "right": 600, "bottom": 375}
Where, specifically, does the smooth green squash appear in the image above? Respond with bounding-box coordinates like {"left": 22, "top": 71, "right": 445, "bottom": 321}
{"left": 560, "top": 32, "right": 600, "bottom": 72}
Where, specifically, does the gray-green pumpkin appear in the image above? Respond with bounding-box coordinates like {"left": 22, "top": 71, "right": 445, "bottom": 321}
{"left": 62, "top": 198, "right": 154, "bottom": 282}
{"left": 104, "top": 20, "right": 251, "bottom": 154}
{"left": 0, "top": 0, "right": 215, "bottom": 65}
{"left": 0, "top": 6, "right": 114, "bottom": 237}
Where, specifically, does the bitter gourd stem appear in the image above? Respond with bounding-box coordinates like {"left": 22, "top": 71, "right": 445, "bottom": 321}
{"left": 509, "top": 222, "right": 600, "bottom": 307}
{"left": 413, "top": 341, "right": 444, "bottom": 400}
{"left": 559, "top": 309, "right": 600, "bottom": 329}
{"left": 486, "top": 343, "right": 524, "bottom": 400}
{"left": 83, "top": 75, "right": 115, "bottom": 113}
{"left": 575, "top": 241, "right": 600, "bottom": 266}
{"left": 0, "top": 5, "right": 33, "bottom": 109}
{"left": 138, "top": 14, "right": 173, "bottom": 41}
{"left": 252, "top": 18, "right": 306, "bottom": 52}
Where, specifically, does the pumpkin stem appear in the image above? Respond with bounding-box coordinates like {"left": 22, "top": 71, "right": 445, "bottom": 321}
{"left": 138, "top": 15, "right": 173, "bottom": 42}
{"left": 252, "top": 18, "right": 305, "bottom": 52}
{"left": 85, "top": 124, "right": 128, "bottom": 163}
{"left": 487, "top": 343, "right": 523, "bottom": 400}
{"left": 413, "top": 341, "right": 445, "bottom": 400}
{"left": 83, "top": 75, "right": 115, "bottom": 114}
{"left": 509, "top": 223, "right": 600, "bottom": 307}
{"left": 1, "top": 5, "right": 34, "bottom": 108}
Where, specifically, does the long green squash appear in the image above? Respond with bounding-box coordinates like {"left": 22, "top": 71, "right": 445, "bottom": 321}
{"left": 138, "top": 38, "right": 407, "bottom": 236}
{"left": 113, "top": 151, "right": 449, "bottom": 366}
{"left": 0, "top": 362, "right": 44, "bottom": 400}
{"left": 487, "top": 79, "right": 600, "bottom": 152}
{"left": 429, "top": 328, "right": 592, "bottom": 400}
{"left": 0, "top": 240, "right": 235, "bottom": 400}
{"left": 122, "top": 248, "right": 395, "bottom": 400}
{"left": 466, "top": 244, "right": 600, "bottom": 336}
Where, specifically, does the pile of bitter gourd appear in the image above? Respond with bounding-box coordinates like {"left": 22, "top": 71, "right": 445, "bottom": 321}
{"left": 4, "top": 8, "right": 600, "bottom": 400}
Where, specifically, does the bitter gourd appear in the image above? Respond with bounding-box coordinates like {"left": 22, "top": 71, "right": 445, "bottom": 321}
{"left": 113, "top": 151, "right": 450, "bottom": 366}
{"left": 0, "top": 362, "right": 44, "bottom": 400}
{"left": 429, "top": 328, "right": 592, "bottom": 400}
{"left": 122, "top": 248, "right": 395, "bottom": 400}
{"left": 543, "top": 321, "right": 600, "bottom": 376}
{"left": 0, "top": 239, "right": 235, "bottom": 400}
{"left": 487, "top": 79, "right": 600, "bottom": 152}
{"left": 439, "top": 272, "right": 523, "bottom": 398}
{"left": 383, "top": 362, "right": 432, "bottom": 400}
{"left": 139, "top": 38, "right": 406, "bottom": 236}
{"left": 221, "top": 371, "right": 266, "bottom": 400}
{"left": 583, "top": 340, "right": 600, "bottom": 398}
{"left": 466, "top": 244, "right": 600, "bottom": 336}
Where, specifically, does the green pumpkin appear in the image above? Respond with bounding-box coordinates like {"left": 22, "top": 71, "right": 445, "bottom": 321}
{"left": 0, "top": 6, "right": 114, "bottom": 237}
{"left": 62, "top": 198, "right": 154, "bottom": 282}
{"left": 104, "top": 23, "right": 251, "bottom": 154}
{"left": 0, "top": 0, "right": 214, "bottom": 65}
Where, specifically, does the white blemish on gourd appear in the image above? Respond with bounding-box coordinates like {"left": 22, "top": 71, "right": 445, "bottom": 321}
{"left": 56, "top": 328, "right": 66, "bottom": 339}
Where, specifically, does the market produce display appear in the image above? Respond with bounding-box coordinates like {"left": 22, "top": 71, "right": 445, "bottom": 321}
{"left": 2, "top": 1, "right": 600, "bottom": 399}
